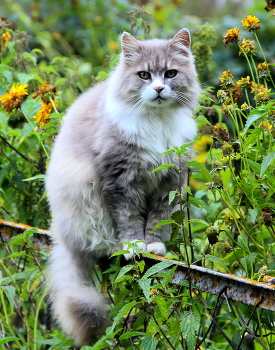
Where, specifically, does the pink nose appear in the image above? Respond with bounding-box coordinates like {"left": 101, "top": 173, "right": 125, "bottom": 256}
{"left": 154, "top": 86, "right": 164, "bottom": 93}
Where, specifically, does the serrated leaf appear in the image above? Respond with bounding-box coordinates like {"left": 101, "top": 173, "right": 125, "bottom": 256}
{"left": 119, "top": 331, "right": 145, "bottom": 340}
{"left": 108, "top": 300, "right": 137, "bottom": 334}
{"left": 261, "top": 151, "right": 275, "bottom": 177}
{"left": 152, "top": 219, "right": 175, "bottom": 232}
{"left": 180, "top": 310, "right": 200, "bottom": 350}
{"left": 155, "top": 296, "right": 168, "bottom": 319}
{"left": 169, "top": 190, "right": 178, "bottom": 204}
{"left": 141, "top": 260, "right": 175, "bottom": 280}
{"left": 205, "top": 254, "right": 229, "bottom": 272}
{"left": 140, "top": 336, "right": 157, "bottom": 350}
{"left": 151, "top": 164, "right": 175, "bottom": 173}
{"left": 138, "top": 278, "right": 152, "bottom": 302}
{"left": 242, "top": 113, "right": 263, "bottom": 136}
{"left": 114, "top": 265, "right": 134, "bottom": 283}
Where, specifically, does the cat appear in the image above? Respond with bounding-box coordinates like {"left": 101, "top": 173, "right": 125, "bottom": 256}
{"left": 46, "top": 28, "right": 200, "bottom": 346}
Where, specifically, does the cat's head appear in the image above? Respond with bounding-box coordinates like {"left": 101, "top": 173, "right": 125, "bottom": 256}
{"left": 112, "top": 29, "right": 200, "bottom": 112}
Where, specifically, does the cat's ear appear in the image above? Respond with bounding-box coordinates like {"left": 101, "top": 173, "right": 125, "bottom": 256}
{"left": 170, "top": 28, "right": 191, "bottom": 55}
{"left": 121, "top": 32, "right": 143, "bottom": 59}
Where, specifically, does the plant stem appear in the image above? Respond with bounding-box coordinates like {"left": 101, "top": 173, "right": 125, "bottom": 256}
{"left": 21, "top": 109, "right": 50, "bottom": 158}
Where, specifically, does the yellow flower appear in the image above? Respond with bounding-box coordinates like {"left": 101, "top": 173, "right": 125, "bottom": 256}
{"left": 251, "top": 82, "right": 271, "bottom": 102}
{"left": 257, "top": 62, "right": 269, "bottom": 78}
{"left": 0, "top": 83, "right": 28, "bottom": 113}
{"left": 33, "top": 100, "right": 57, "bottom": 128}
{"left": 223, "top": 28, "right": 240, "bottom": 47}
{"left": 2, "top": 31, "right": 12, "bottom": 46}
{"left": 242, "top": 15, "right": 260, "bottom": 31}
{"left": 219, "top": 69, "right": 234, "bottom": 86}
{"left": 241, "top": 102, "right": 250, "bottom": 111}
{"left": 261, "top": 121, "right": 272, "bottom": 130}
{"left": 194, "top": 135, "right": 213, "bottom": 163}
{"left": 237, "top": 76, "right": 252, "bottom": 88}
{"left": 239, "top": 38, "right": 257, "bottom": 55}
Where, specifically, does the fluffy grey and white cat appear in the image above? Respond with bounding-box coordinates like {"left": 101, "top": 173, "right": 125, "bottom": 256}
{"left": 46, "top": 28, "right": 200, "bottom": 345}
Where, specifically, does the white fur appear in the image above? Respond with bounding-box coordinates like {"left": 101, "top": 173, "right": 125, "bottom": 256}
{"left": 147, "top": 242, "right": 167, "bottom": 256}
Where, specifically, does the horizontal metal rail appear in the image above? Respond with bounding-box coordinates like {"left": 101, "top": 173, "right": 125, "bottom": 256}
{"left": 1, "top": 219, "right": 275, "bottom": 311}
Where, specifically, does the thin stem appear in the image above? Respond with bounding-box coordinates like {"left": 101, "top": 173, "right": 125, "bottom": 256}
{"left": 21, "top": 109, "right": 50, "bottom": 158}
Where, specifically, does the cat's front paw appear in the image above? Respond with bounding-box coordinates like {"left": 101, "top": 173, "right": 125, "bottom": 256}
{"left": 147, "top": 242, "right": 166, "bottom": 256}
{"left": 122, "top": 241, "right": 147, "bottom": 260}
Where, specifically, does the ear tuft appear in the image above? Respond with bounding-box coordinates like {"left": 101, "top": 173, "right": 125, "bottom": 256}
{"left": 121, "top": 32, "right": 143, "bottom": 58}
{"left": 172, "top": 28, "right": 191, "bottom": 48}
{"left": 170, "top": 28, "right": 191, "bottom": 57}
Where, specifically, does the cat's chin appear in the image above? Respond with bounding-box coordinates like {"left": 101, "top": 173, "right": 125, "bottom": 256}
{"left": 146, "top": 98, "right": 172, "bottom": 108}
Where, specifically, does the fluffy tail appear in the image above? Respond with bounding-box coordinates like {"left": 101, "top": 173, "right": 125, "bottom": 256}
{"left": 48, "top": 243, "right": 109, "bottom": 346}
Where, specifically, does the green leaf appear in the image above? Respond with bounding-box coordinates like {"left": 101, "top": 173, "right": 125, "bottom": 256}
{"left": 196, "top": 114, "right": 211, "bottom": 126}
{"left": 187, "top": 160, "right": 212, "bottom": 182}
{"left": 108, "top": 300, "right": 137, "bottom": 334}
{"left": 188, "top": 197, "right": 208, "bottom": 211}
{"left": 119, "top": 331, "right": 145, "bottom": 340}
{"left": 248, "top": 208, "right": 258, "bottom": 223}
{"left": 183, "top": 186, "right": 192, "bottom": 196}
{"left": 151, "top": 164, "right": 175, "bottom": 173}
{"left": 1, "top": 286, "right": 16, "bottom": 312}
{"left": 189, "top": 219, "right": 210, "bottom": 227}
{"left": 242, "top": 113, "right": 263, "bottom": 136}
{"left": 110, "top": 250, "right": 130, "bottom": 257}
{"left": 140, "top": 336, "right": 157, "bottom": 350}
{"left": 155, "top": 296, "right": 168, "bottom": 319}
{"left": 114, "top": 265, "right": 134, "bottom": 283}
{"left": 247, "top": 159, "right": 275, "bottom": 190}
{"left": 87, "top": 340, "right": 109, "bottom": 350}
{"left": 1, "top": 70, "right": 13, "bottom": 84}
{"left": 169, "top": 190, "right": 178, "bottom": 204}
{"left": 243, "top": 129, "right": 262, "bottom": 150}
{"left": 152, "top": 219, "right": 175, "bottom": 232}
{"left": 180, "top": 310, "right": 200, "bottom": 350}
{"left": 5, "top": 251, "right": 27, "bottom": 259}
{"left": 138, "top": 278, "right": 152, "bottom": 302}
{"left": 141, "top": 260, "right": 175, "bottom": 280}
{"left": 261, "top": 151, "right": 275, "bottom": 177}
{"left": 17, "top": 72, "right": 35, "bottom": 84}
{"left": 0, "top": 337, "right": 21, "bottom": 345}
{"left": 205, "top": 254, "right": 229, "bottom": 272}
{"left": 22, "top": 174, "right": 46, "bottom": 182}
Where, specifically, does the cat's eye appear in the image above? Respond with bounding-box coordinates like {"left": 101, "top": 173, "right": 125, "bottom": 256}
{"left": 165, "top": 70, "right": 177, "bottom": 78}
{"left": 138, "top": 71, "right": 151, "bottom": 80}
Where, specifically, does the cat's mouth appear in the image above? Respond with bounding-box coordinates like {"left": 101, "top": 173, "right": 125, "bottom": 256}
{"left": 153, "top": 96, "right": 166, "bottom": 104}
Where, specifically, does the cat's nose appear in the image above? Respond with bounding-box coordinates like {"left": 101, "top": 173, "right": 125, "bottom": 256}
{"left": 154, "top": 86, "right": 164, "bottom": 93}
